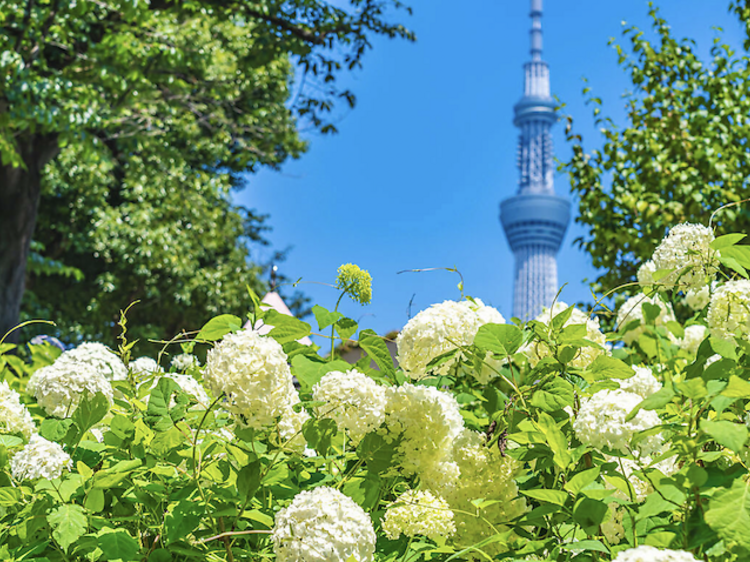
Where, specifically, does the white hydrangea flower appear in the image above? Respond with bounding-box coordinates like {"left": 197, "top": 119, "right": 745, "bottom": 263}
{"left": 707, "top": 279, "right": 750, "bottom": 341}
{"left": 601, "top": 505, "right": 626, "bottom": 545}
{"left": 276, "top": 393, "right": 310, "bottom": 454}
{"left": 616, "top": 294, "right": 676, "bottom": 345}
{"left": 618, "top": 366, "right": 661, "bottom": 399}
{"left": 573, "top": 389, "right": 662, "bottom": 455}
{"left": 424, "top": 429, "right": 527, "bottom": 556}
{"left": 678, "top": 325, "right": 707, "bottom": 355}
{"left": 396, "top": 299, "right": 505, "bottom": 380}
{"left": 382, "top": 489, "right": 455, "bottom": 541}
{"left": 129, "top": 357, "right": 163, "bottom": 380}
{"left": 637, "top": 260, "right": 656, "bottom": 287}
{"left": 0, "top": 381, "right": 35, "bottom": 438}
{"left": 651, "top": 223, "right": 718, "bottom": 289}
{"left": 684, "top": 286, "right": 710, "bottom": 311}
{"left": 203, "top": 329, "right": 296, "bottom": 429}
{"left": 381, "top": 383, "right": 464, "bottom": 476}
{"left": 171, "top": 353, "right": 200, "bottom": 372}
{"left": 612, "top": 545, "right": 699, "bottom": 562}
{"left": 56, "top": 342, "right": 127, "bottom": 381}
{"left": 312, "top": 369, "right": 386, "bottom": 444}
{"left": 10, "top": 434, "right": 71, "bottom": 481}
{"left": 272, "top": 487, "right": 376, "bottom": 562}
{"left": 28, "top": 360, "right": 113, "bottom": 418}
{"left": 705, "top": 354, "right": 721, "bottom": 368}
{"left": 523, "top": 302, "right": 607, "bottom": 369}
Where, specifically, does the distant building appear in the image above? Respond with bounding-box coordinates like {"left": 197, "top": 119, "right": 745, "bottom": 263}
{"left": 500, "top": 0, "right": 570, "bottom": 320}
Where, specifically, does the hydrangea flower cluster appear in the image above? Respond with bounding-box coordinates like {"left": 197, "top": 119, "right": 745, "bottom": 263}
{"left": 0, "top": 381, "right": 35, "bottom": 438}
{"left": 678, "top": 325, "right": 707, "bottom": 355}
{"left": 204, "top": 328, "right": 297, "bottom": 429}
{"left": 396, "top": 299, "right": 505, "bottom": 379}
{"left": 637, "top": 260, "right": 656, "bottom": 287}
{"left": 425, "top": 429, "right": 527, "bottom": 555}
{"left": 616, "top": 294, "right": 676, "bottom": 345}
{"left": 28, "top": 359, "right": 114, "bottom": 418}
{"left": 706, "top": 279, "right": 750, "bottom": 341}
{"left": 272, "top": 487, "right": 376, "bottom": 562}
{"left": 524, "top": 302, "right": 607, "bottom": 369}
{"left": 382, "top": 489, "right": 455, "bottom": 541}
{"left": 684, "top": 285, "right": 710, "bottom": 310}
{"left": 618, "top": 366, "right": 661, "bottom": 399}
{"left": 276, "top": 396, "right": 311, "bottom": 454}
{"left": 573, "top": 389, "right": 662, "bottom": 454}
{"left": 312, "top": 369, "right": 386, "bottom": 444}
{"left": 129, "top": 357, "right": 163, "bottom": 380}
{"left": 381, "top": 383, "right": 464, "bottom": 476}
{"left": 612, "top": 546, "right": 699, "bottom": 562}
{"left": 171, "top": 353, "right": 200, "bottom": 372}
{"left": 10, "top": 434, "right": 71, "bottom": 481}
{"left": 56, "top": 342, "right": 127, "bottom": 381}
{"left": 651, "top": 222, "right": 719, "bottom": 289}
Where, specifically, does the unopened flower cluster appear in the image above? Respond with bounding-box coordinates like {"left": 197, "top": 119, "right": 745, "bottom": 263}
{"left": 0, "top": 381, "right": 35, "bottom": 438}
{"left": 336, "top": 263, "right": 372, "bottom": 305}
{"left": 272, "top": 487, "right": 376, "bottom": 562}
{"left": 651, "top": 222, "right": 718, "bottom": 289}
{"left": 382, "top": 489, "right": 455, "bottom": 541}
{"left": 396, "top": 298, "right": 505, "bottom": 379}
{"left": 10, "top": 434, "right": 71, "bottom": 481}
{"left": 312, "top": 369, "right": 386, "bottom": 443}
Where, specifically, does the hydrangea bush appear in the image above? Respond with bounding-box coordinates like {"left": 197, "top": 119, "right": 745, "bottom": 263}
{"left": 3, "top": 225, "right": 750, "bottom": 561}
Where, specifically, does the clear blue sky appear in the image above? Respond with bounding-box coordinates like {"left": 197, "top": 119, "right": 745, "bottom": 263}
{"left": 236, "top": 1, "right": 744, "bottom": 340}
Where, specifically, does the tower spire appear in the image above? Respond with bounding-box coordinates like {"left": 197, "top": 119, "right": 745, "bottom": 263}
{"left": 499, "top": 0, "right": 570, "bottom": 320}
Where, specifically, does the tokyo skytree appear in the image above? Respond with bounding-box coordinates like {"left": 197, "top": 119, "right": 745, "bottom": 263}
{"left": 500, "top": 0, "right": 570, "bottom": 320}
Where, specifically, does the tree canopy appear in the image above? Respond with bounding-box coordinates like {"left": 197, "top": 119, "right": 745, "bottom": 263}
{"left": 0, "top": 0, "right": 414, "bottom": 344}
{"left": 563, "top": 1, "right": 750, "bottom": 294}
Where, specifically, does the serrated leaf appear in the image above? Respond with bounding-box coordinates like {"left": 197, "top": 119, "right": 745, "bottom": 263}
{"left": 564, "top": 467, "right": 601, "bottom": 495}
{"left": 302, "top": 418, "right": 338, "bottom": 457}
{"left": 165, "top": 500, "right": 205, "bottom": 544}
{"left": 721, "top": 375, "right": 750, "bottom": 399}
{"left": 587, "top": 355, "right": 634, "bottom": 380}
{"left": 196, "top": 314, "right": 242, "bottom": 341}
{"left": 705, "top": 478, "right": 750, "bottom": 551}
{"left": 358, "top": 329, "right": 395, "bottom": 377}
{"left": 237, "top": 460, "right": 262, "bottom": 502}
{"left": 264, "top": 310, "right": 311, "bottom": 344}
{"left": 72, "top": 392, "right": 109, "bottom": 435}
{"left": 47, "top": 504, "right": 87, "bottom": 552}
{"left": 312, "top": 305, "right": 343, "bottom": 330}
{"left": 334, "top": 317, "right": 358, "bottom": 341}
{"left": 474, "top": 323, "right": 523, "bottom": 357}
{"left": 98, "top": 528, "right": 140, "bottom": 561}
{"left": 711, "top": 233, "right": 746, "bottom": 250}
{"left": 357, "top": 432, "right": 401, "bottom": 475}
{"left": 701, "top": 420, "right": 748, "bottom": 452}
{"left": 625, "top": 386, "right": 675, "bottom": 421}
{"left": 520, "top": 489, "right": 568, "bottom": 506}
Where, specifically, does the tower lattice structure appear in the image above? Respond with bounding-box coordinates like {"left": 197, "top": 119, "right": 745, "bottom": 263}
{"left": 500, "top": 0, "right": 570, "bottom": 320}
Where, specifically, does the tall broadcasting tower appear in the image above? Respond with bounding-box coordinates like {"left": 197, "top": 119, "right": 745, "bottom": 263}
{"left": 500, "top": 0, "right": 570, "bottom": 320}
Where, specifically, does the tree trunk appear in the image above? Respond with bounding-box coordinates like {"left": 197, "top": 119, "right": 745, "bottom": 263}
{"left": 0, "top": 134, "right": 59, "bottom": 344}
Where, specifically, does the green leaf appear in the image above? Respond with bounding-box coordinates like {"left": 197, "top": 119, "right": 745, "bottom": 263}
{"left": 358, "top": 329, "right": 395, "bottom": 377}
{"left": 291, "top": 356, "right": 351, "bottom": 394}
{"left": 237, "top": 460, "right": 262, "bottom": 503}
{"left": 520, "top": 489, "right": 568, "bottom": 506}
{"left": 165, "top": 500, "right": 205, "bottom": 544}
{"left": 85, "top": 488, "right": 105, "bottom": 513}
{"left": 711, "top": 233, "right": 746, "bottom": 250}
{"left": 564, "top": 467, "right": 601, "bottom": 495}
{"left": 264, "top": 310, "right": 312, "bottom": 344}
{"left": 551, "top": 306, "right": 574, "bottom": 330}
{"left": 72, "top": 392, "right": 110, "bottom": 435}
{"left": 530, "top": 378, "right": 575, "bottom": 412}
{"left": 47, "top": 504, "right": 87, "bottom": 552}
{"left": 334, "top": 317, "right": 358, "bottom": 341}
{"left": 721, "top": 375, "right": 750, "bottom": 399}
{"left": 0, "top": 487, "right": 21, "bottom": 506}
{"left": 357, "top": 432, "right": 401, "bottom": 475}
{"left": 342, "top": 472, "right": 381, "bottom": 510}
{"left": 98, "top": 528, "right": 141, "bottom": 561}
{"left": 473, "top": 323, "right": 523, "bottom": 357}
{"left": 706, "top": 478, "right": 750, "bottom": 551}
{"left": 196, "top": 314, "right": 242, "bottom": 341}
{"left": 559, "top": 539, "right": 609, "bottom": 554}
{"left": 711, "top": 336, "right": 738, "bottom": 360}
{"left": 302, "top": 418, "right": 338, "bottom": 457}
{"left": 586, "top": 355, "right": 634, "bottom": 380}
{"left": 701, "top": 420, "right": 748, "bottom": 452}
{"left": 145, "top": 377, "right": 181, "bottom": 431}
{"left": 625, "top": 387, "right": 675, "bottom": 421}
{"left": 39, "top": 418, "right": 75, "bottom": 444}
{"left": 721, "top": 245, "right": 750, "bottom": 269}
{"left": 312, "top": 305, "right": 343, "bottom": 330}
{"left": 535, "top": 413, "right": 571, "bottom": 470}
{"left": 573, "top": 497, "right": 608, "bottom": 534}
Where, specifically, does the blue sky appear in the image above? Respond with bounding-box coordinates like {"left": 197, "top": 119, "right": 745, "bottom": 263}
{"left": 237, "top": 1, "right": 744, "bottom": 340}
